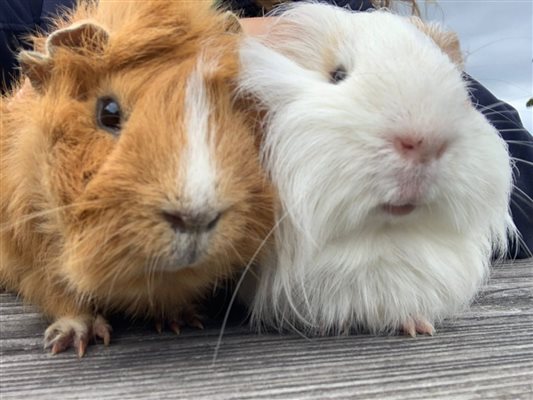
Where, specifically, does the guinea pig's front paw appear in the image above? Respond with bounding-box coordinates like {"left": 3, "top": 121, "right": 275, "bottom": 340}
{"left": 400, "top": 316, "right": 435, "bottom": 337}
{"left": 44, "top": 314, "right": 112, "bottom": 357}
{"left": 93, "top": 314, "right": 112, "bottom": 346}
{"left": 154, "top": 310, "right": 205, "bottom": 335}
{"left": 180, "top": 309, "right": 205, "bottom": 331}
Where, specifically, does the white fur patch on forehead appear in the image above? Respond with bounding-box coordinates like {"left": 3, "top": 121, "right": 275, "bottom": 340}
{"left": 181, "top": 61, "right": 217, "bottom": 209}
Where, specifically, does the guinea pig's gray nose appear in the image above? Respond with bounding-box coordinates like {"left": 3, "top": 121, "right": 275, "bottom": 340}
{"left": 162, "top": 210, "right": 221, "bottom": 232}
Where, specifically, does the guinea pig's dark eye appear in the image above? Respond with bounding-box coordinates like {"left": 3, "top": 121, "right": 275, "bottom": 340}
{"left": 97, "top": 97, "right": 122, "bottom": 135}
{"left": 330, "top": 66, "right": 348, "bottom": 84}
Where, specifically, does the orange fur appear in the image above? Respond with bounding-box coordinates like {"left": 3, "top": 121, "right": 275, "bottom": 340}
{"left": 410, "top": 16, "right": 464, "bottom": 68}
{"left": 0, "top": 0, "right": 273, "bottom": 340}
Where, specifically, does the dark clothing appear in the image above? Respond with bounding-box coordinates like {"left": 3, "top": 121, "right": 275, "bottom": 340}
{"left": 1, "top": 0, "right": 531, "bottom": 257}
{"left": 466, "top": 75, "right": 533, "bottom": 258}
{"left": 224, "top": 0, "right": 265, "bottom": 17}
{"left": 227, "top": 0, "right": 375, "bottom": 17}
{"left": 1, "top": 0, "right": 41, "bottom": 90}
{"left": 0, "top": 0, "right": 76, "bottom": 91}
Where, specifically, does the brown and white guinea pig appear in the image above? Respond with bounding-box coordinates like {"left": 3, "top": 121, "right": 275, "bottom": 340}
{"left": 238, "top": 4, "right": 514, "bottom": 336}
{"left": 0, "top": 0, "right": 273, "bottom": 356}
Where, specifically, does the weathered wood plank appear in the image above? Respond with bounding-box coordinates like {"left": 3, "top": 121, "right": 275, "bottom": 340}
{"left": 1, "top": 259, "right": 532, "bottom": 399}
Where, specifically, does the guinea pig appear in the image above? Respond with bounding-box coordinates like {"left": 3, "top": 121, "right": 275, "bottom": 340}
{"left": 238, "top": 3, "right": 514, "bottom": 336}
{"left": 0, "top": 0, "right": 273, "bottom": 357}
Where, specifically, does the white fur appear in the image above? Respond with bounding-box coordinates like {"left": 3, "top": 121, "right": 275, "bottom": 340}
{"left": 161, "top": 61, "right": 218, "bottom": 271}
{"left": 183, "top": 61, "right": 217, "bottom": 211}
{"left": 239, "top": 4, "right": 514, "bottom": 334}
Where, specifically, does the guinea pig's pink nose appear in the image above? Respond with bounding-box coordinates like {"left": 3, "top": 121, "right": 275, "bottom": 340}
{"left": 162, "top": 210, "right": 221, "bottom": 232}
{"left": 393, "top": 135, "right": 447, "bottom": 163}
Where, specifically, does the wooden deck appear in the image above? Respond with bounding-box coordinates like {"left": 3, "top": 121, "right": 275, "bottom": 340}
{"left": 1, "top": 258, "right": 532, "bottom": 399}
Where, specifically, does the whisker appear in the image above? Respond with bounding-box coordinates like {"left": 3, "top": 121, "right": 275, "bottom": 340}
{"left": 512, "top": 186, "right": 533, "bottom": 206}
{"left": 145, "top": 251, "right": 158, "bottom": 311}
{"left": 281, "top": 315, "right": 312, "bottom": 341}
{"left": 487, "top": 120, "right": 530, "bottom": 126}
{"left": 472, "top": 102, "right": 520, "bottom": 125}
{"left": 505, "top": 140, "right": 533, "bottom": 148}
{"left": 225, "top": 240, "right": 247, "bottom": 271}
{"left": 481, "top": 110, "right": 524, "bottom": 117}
{"left": 510, "top": 198, "right": 530, "bottom": 220}
{"left": 509, "top": 231, "right": 533, "bottom": 260}
{"left": 0, "top": 200, "right": 103, "bottom": 233}
{"left": 465, "top": 36, "right": 530, "bottom": 60}
{"left": 511, "top": 157, "right": 533, "bottom": 168}
{"left": 211, "top": 211, "right": 287, "bottom": 366}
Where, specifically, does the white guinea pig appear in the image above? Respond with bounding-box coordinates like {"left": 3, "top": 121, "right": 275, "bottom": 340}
{"left": 238, "top": 3, "right": 514, "bottom": 336}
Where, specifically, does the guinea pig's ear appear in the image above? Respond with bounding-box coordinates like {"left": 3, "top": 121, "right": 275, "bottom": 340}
{"left": 239, "top": 38, "right": 317, "bottom": 107}
{"left": 45, "top": 20, "right": 110, "bottom": 55}
{"left": 18, "top": 20, "right": 109, "bottom": 91}
{"left": 18, "top": 51, "right": 52, "bottom": 91}
{"left": 222, "top": 11, "right": 243, "bottom": 34}
{"left": 409, "top": 17, "right": 464, "bottom": 69}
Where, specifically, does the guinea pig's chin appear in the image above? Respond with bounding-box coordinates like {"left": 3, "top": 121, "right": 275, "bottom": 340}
{"left": 148, "top": 231, "right": 215, "bottom": 272}
{"left": 155, "top": 251, "right": 208, "bottom": 272}
{"left": 155, "top": 262, "right": 197, "bottom": 273}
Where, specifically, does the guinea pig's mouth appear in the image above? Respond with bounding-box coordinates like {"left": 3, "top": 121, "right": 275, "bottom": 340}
{"left": 162, "top": 249, "right": 206, "bottom": 272}
{"left": 381, "top": 203, "right": 417, "bottom": 216}
{"left": 151, "top": 240, "right": 210, "bottom": 273}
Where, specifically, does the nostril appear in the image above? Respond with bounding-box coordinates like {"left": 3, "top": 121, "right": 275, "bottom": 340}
{"left": 206, "top": 213, "right": 221, "bottom": 231}
{"left": 162, "top": 211, "right": 186, "bottom": 232}
{"left": 393, "top": 135, "right": 448, "bottom": 162}
{"left": 162, "top": 210, "right": 222, "bottom": 232}
{"left": 394, "top": 136, "right": 423, "bottom": 153}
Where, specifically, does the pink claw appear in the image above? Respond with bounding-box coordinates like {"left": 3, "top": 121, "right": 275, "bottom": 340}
{"left": 401, "top": 317, "right": 435, "bottom": 337}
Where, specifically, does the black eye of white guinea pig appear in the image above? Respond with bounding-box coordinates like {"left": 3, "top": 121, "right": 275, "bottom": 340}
{"left": 329, "top": 66, "right": 348, "bottom": 84}
{"left": 97, "top": 97, "right": 122, "bottom": 135}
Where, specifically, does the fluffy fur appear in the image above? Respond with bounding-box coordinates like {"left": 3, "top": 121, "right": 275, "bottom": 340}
{"left": 239, "top": 4, "right": 514, "bottom": 335}
{"left": 0, "top": 0, "right": 273, "bottom": 353}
